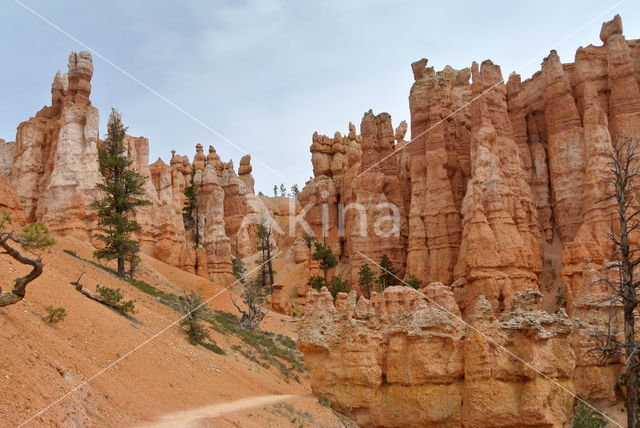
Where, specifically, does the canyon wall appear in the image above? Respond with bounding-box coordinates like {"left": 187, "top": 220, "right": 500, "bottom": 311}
{"left": 298, "top": 14, "right": 640, "bottom": 425}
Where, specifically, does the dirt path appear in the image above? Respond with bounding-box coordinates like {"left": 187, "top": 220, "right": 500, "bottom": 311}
{"left": 139, "top": 394, "right": 305, "bottom": 427}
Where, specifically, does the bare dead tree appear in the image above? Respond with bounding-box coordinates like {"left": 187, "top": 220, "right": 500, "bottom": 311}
{"left": 232, "top": 278, "right": 268, "bottom": 330}
{"left": 0, "top": 212, "right": 55, "bottom": 307}
{"left": 593, "top": 134, "right": 640, "bottom": 428}
{"left": 69, "top": 273, "right": 116, "bottom": 308}
{"left": 68, "top": 273, "right": 136, "bottom": 317}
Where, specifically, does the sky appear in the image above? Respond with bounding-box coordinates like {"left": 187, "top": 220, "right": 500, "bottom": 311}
{"left": 0, "top": 0, "right": 639, "bottom": 195}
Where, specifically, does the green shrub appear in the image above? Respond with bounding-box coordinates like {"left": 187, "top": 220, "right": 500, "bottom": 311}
{"left": 44, "top": 306, "right": 67, "bottom": 323}
{"left": 318, "top": 395, "right": 331, "bottom": 407}
{"left": 96, "top": 285, "right": 136, "bottom": 314}
{"left": 405, "top": 274, "right": 423, "bottom": 289}
{"left": 328, "top": 276, "right": 351, "bottom": 299}
{"left": 571, "top": 399, "right": 606, "bottom": 428}
{"left": 307, "top": 275, "right": 326, "bottom": 291}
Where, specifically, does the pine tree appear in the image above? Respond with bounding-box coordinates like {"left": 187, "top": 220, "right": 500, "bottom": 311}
{"left": 183, "top": 165, "right": 200, "bottom": 248}
{"left": 232, "top": 257, "right": 247, "bottom": 281}
{"left": 377, "top": 254, "right": 398, "bottom": 290}
{"left": 273, "top": 185, "right": 278, "bottom": 196}
{"left": 405, "top": 274, "right": 423, "bottom": 289}
{"left": 358, "top": 263, "right": 376, "bottom": 298}
{"left": 312, "top": 241, "right": 338, "bottom": 285}
{"left": 279, "top": 183, "right": 287, "bottom": 197}
{"left": 328, "top": 276, "right": 351, "bottom": 300}
{"left": 290, "top": 184, "right": 300, "bottom": 197}
{"left": 92, "top": 109, "right": 149, "bottom": 278}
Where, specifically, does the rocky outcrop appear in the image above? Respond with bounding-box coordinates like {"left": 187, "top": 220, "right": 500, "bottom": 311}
{"left": 5, "top": 52, "right": 101, "bottom": 240}
{"left": 0, "top": 139, "right": 14, "bottom": 179}
{"left": 238, "top": 154, "right": 254, "bottom": 194}
{"left": 462, "top": 292, "right": 574, "bottom": 427}
{"left": 298, "top": 13, "right": 640, "bottom": 423}
{"left": 0, "top": 175, "right": 25, "bottom": 224}
{"left": 453, "top": 60, "right": 543, "bottom": 316}
{"left": 300, "top": 110, "right": 409, "bottom": 287}
{"left": 406, "top": 61, "right": 471, "bottom": 285}
{"left": 271, "top": 284, "right": 292, "bottom": 316}
{"left": 126, "top": 136, "right": 197, "bottom": 273}
{"left": 298, "top": 286, "right": 574, "bottom": 427}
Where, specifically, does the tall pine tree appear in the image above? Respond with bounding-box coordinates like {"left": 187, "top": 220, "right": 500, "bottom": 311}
{"left": 377, "top": 254, "right": 398, "bottom": 290}
{"left": 312, "top": 240, "right": 338, "bottom": 285}
{"left": 92, "top": 109, "right": 150, "bottom": 277}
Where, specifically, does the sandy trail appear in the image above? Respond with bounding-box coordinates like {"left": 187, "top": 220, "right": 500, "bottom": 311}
{"left": 139, "top": 394, "right": 305, "bottom": 427}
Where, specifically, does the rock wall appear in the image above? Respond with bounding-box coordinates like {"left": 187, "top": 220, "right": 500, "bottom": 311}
{"left": 298, "top": 14, "right": 640, "bottom": 424}
{"left": 0, "top": 175, "right": 25, "bottom": 225}
{"left": 6, "top": 52, "right": 101, "bottom": 240}
{"left": 299, "top": 15, "right": 640, "bottom": 314}
{"left": 298, "top": 286, "right": 574, "bottom": 427}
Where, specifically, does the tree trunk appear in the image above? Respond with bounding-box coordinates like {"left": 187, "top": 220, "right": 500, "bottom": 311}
{"left": 195, "top": 205, "right": 200, "bottom": 249}
{"left": 625, "top": 294, "right": 638, "bottom": 428}
{"left": 267, "top": 229, "right": 274, "bottom": 287}
{"left": 0, "top": 239, "right": 44, "bottom": 307}
{"left": 117, "top": 257, "right": 125, "bottom": 278}
{"left": 619, "top": 166, "right": 638, "bottom": 428}
{"left": 260, "top": 245, "right": 266, "bottom": 287}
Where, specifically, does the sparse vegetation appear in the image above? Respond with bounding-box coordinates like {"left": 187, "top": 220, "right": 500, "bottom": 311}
{"left": 206, "top": 310, "right": 306, "bottom": 382}
{"left": 318, "top": 395, "right": 331, "bottom": 407}
{"left": 63, "top": 249, "right": 77, "bottom": 257}
{"left": 92, "top": 109, "right": 150, "bottom": 278}
{"left": 571, "top": 399, "right": 606, "bottom": 427}
{"left": 176, "top": 291, "right": 226, "bottom": 354}
{"left": 540, "top": 258, "right": 557, "bottom": 293}
{"left": 44, "top": 306, "right": 67, "bottom": 323}
{"left": 96, "top": 285, "right": 136, "bottom": 314}
{"left": 61, "top": 249, "right": 303, "bottom": 370}
{"left": 272, "top": 402, "right": 315, "bottom": 427}
{"left": 405, "top": 274, "right": 423, "bottom": 289}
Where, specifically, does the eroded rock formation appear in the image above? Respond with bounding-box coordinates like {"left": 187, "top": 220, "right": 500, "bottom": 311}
{"left": 298, "top": 13, "right": 640, "bottom": 424}
{"left": 299, "top": 286, "right": 574, "bottom": 427}
{"left": 5, "top": 52, "right": 101, "bottom": 240}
